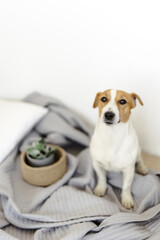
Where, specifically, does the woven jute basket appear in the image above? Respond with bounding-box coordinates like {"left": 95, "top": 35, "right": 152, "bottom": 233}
{"left": 21, "top": 145, "right": 67, "bottom": 187}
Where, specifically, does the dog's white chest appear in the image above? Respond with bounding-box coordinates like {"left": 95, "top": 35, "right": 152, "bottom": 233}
{"left": 96, "top": 147, "right": 126, "bottom": 171}
{"left": 90, "top": 121, "right": 138, "bottom": 172}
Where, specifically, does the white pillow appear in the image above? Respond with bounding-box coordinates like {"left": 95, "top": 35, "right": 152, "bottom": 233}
{"left": 0, "top": 99, "right": 48, "bottom": 163}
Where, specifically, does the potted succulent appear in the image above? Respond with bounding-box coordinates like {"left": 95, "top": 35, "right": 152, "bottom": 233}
{"left": 26, "top": 139, "right": 56, "bottom": 167}
{"left": 21, "top": 141, "right": 67, "bottom": 186}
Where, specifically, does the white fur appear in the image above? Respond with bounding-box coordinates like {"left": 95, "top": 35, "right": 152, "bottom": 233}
{"left": 90, "top": 90, "right": 147, "bottom": 209}
{"left": 101, "top": 89, "right": 119, "bottom": 124}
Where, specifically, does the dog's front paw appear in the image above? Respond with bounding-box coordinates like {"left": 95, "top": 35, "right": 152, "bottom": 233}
{"left": 93, "top": 184, "right": 107, "bottom": 197}
{"left": 121, "top": 193, "right": 134, "bottom": 209}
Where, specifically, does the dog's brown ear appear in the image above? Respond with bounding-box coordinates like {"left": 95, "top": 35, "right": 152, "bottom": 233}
{"left": 131, "top": 93, "right": 143, "bottom": 108}
{"left": 93, "top": 92, "right": 101, "bottom": 108}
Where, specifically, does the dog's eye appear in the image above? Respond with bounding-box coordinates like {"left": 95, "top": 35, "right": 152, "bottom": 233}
{"left": 101, "top": 97, "right": 107, "bottom": 102}
{"left": 119, "top": 99, "right": 127, "bottom": 105}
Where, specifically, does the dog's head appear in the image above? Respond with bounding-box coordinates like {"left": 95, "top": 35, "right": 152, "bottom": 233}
{"left": 93, "top": 89, "right": 143, "bottom": 125}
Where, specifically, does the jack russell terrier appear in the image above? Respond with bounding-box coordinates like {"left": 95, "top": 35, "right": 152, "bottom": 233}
{"left": 90, "top": 89, "right": 148, "bottom": 209}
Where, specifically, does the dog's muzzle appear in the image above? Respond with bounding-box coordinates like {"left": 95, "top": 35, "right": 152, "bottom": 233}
{"left": 104, "top": 111, "right": 115, "bottom": 124}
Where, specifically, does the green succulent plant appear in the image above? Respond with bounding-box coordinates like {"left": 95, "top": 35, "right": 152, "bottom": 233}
{"left": 26, "top": 139, "right": 56, "bottom": 160}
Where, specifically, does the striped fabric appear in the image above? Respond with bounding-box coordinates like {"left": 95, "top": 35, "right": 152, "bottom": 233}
{"left": 0, "top": 92, "right": 160, "bottom": 240}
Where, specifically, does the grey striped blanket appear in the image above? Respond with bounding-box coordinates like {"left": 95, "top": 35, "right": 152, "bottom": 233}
{"left": 0, "top": 92, "right": 160, "bottom": 240}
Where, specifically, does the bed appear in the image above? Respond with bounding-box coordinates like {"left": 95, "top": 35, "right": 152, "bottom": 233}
{"left": 0, "top": 92, "right": 160, "bottom": 240}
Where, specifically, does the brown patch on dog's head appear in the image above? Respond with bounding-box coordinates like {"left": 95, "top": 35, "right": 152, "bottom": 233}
{"left": 93, "top": 90, "right": 111, "bottom": 116}
{"left": 115, "top": 90, "right": 143, "bottom": 123}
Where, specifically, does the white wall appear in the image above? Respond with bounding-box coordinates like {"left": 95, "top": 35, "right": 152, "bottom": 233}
{"left": 0, "top": 0, "right": 160, "bottom": 156}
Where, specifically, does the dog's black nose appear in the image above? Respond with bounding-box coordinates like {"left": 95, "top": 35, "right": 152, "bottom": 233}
{"left": 104, "top": 111, "right": 115, "bottom": 120}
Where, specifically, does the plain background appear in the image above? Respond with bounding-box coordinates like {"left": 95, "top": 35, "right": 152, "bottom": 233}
{"left": 0, "top": 0, "right": 160, "bottom": 156}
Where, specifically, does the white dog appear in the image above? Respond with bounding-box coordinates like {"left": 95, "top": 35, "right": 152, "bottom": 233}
{"left": 90, "top": 89, "right": 148, "bottom": 209}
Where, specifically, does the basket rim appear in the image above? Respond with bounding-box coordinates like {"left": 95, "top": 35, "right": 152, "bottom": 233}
{"left": 21, "top": 145, "right": 66, "bottom": 172}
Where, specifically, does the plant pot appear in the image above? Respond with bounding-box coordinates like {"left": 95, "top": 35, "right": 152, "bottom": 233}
{"left": 26, "top": 152, "right": 55, "bottom": 167}
{"left": 21, "top": 145, "right": 67, "bottom": 186}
